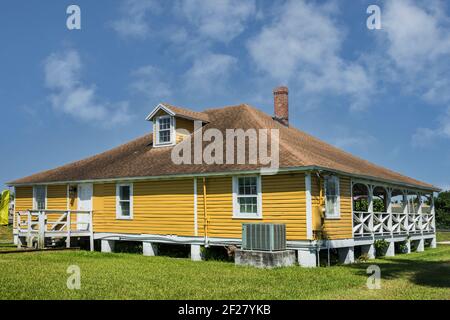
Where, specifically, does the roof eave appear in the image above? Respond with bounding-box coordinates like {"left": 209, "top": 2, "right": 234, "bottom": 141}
{"left": 6, "top": 165, "right": 440, "bottom": 192}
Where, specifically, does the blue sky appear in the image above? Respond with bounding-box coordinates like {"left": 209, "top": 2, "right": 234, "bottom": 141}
{"left": 1, "top": 0, "right": 450, "bottom": 190}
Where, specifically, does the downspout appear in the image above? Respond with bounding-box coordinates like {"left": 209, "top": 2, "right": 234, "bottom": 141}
{"left": 202, "top": 177, "right": 209, "bottom": 247}
{"left": 315, "top": 170, "right": 330, "bottom": 266}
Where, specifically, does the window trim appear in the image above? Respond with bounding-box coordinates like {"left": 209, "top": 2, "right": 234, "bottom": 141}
{"left": 32, "top": 185, "right": 47, "bottom": 211}
{"left": 154, "top": 115, "right": 175, "bottom": 147}
{"left": 232, "top": 175, "right": 263, "bottom": 219}
{"left": 324, "top": 175, "right": 340, "bottom": 219}
{"left": 116, "top": 183, "right": 133, "bottom": 220}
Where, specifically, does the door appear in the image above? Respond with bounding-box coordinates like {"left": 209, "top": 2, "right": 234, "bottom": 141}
{"left": 77, "top": 184, "right": 92, "bottom": 231}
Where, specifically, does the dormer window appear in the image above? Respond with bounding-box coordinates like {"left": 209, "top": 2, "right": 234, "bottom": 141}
{"left": 155, "top": 115, "right": 174, "bottom": 146}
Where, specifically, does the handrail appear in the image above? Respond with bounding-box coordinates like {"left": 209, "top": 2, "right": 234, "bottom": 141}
{"left": 353, "top": 210, "right": 435, "bottom": 237}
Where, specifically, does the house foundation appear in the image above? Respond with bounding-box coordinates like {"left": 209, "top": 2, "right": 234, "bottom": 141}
{"left": 360, "top": 244, "right": 376, "bottom": 259}
{"left": 191, "top": 244, "right": 202, "bottom": 261}
{"left": 416, "top": 239, "right": 425, "bottom": 252}
{"left": 385, "top": 241, "right": 395, "bottom": 257}
{"left": 338, "top": 246, "right": 354, "bottom": 264}
{"left": 235, "top": 249, "right": 296, "bottom": 268}
{"left": 297, "top": 248, "right": 317, "bottom": 267}
{"left": 143, "top": 241, "right": 158, "bottom": 256}
{"left": 101, "top": 240, "right": 115, "bottom": 253}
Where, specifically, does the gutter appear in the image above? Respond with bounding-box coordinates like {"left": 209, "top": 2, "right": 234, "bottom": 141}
{"left": 7, "top": 165, "right": 441, "bottom": 193}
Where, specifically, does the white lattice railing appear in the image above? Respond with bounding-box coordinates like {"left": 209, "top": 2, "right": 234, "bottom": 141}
{"left": 353, "top": 211, "right": 435, "bottom": 237}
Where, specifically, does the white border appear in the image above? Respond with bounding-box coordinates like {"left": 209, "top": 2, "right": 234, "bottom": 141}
{"left": 232, "top": 175, "right": 263, "bottom": 219}
{"left": 305, "top": 173, "right": 313, "bottom": 239}
{"left": 32, "top": 185, "right": 47, "bottom": 210}
{"left": 116, "top": 183, "right": 133, "bottom": 220}
{"left": 324, "top": 175, "right": 340, "bottom": 219}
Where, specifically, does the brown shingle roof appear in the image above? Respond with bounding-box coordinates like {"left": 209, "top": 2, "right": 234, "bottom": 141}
{"left": 8, "top": 104, "right": 438, "bottom": 190}
{"left": 160, "top": 103, "right": 210, "bottom": 123}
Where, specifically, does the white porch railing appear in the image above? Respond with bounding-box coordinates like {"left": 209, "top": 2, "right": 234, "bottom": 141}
{"left": 16, "top": 210, "right": 93, "bottom": 249}
{"left": 353, "top": 211, "right": 434, "bottom": 237}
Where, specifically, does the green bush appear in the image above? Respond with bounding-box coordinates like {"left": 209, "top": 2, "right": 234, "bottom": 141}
{"left": 374, "top": 239, "right": 389, "bottom": 257}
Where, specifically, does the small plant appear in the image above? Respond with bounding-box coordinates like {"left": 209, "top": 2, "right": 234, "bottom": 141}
{"left": 398, "top": 243, "right": 408, "bottom": 254}
{"left": 374, "top": 239, "right": 389, "bottom": 257}
{"left": 357, "top": 253, "right": 370, "bottom": 262}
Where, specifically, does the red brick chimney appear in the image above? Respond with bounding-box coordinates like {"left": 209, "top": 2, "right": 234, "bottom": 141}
{"left": 273, "top": 86, "right": 289, "bottom": 126}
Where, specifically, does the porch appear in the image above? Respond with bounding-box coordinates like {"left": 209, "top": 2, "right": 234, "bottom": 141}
{"left": 352, "top": 182, "right": 436, "bottom": 238}
{"left": 15, "top": 210, "right": 93, "bottom": 250}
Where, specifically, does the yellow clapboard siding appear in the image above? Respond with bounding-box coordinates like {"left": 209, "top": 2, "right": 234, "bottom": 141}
{"left": 311, "top": 175, "right": 353, "bottom": 239}
{"left": 196, "top": 173, "right": 307, "bottom": 240}
{"left": 47, "top": 185, "right": 67, "bottom": 210}
{"left": 92, "top": 179, "right": 195, "bottom": 236}
{"left": 14, "top": 186, "right": 33, "bottom": 228}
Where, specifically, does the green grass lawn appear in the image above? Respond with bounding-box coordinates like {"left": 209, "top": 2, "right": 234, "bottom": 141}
{"left": 437, "top": 231, "right": 450, "bottom": 242}
{"left": 0, "top": 245, "right": 448, "bottom": 300}
{"left": 0, "top": 225, "right": 449, "bottom": 300}
{"left": 0, "top": 225, "right": 15, "bottom": 251}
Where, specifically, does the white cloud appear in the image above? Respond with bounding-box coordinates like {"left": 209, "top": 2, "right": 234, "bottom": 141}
{"left": 183, "top": 53, "right": 237, "bottom": 93}
{"left": 177, "top": 0, "right": 256, "bottom": 42}
{"left": 381, "top": 0, "right": 450, "bottom": 144}
{"left": 112, "top": 0, "right": 161, "bottom": 39}
{"left": 383, "top": 0, "right": 450, "bottom": 73}
{"left": 44, "top": 50, "right": 131, "bottom": 125}
{"left": 246, "top": 0, "right": 374, "bottom": 111}
{"left": 130, "top": 65, "right": 172, "bottom": 99}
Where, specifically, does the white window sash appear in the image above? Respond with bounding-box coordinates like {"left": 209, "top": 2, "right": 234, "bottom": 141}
{"left": 116, "top": 183, "right": 133, "bottom": 220}
{"left": 232, "top": 176, "right": 262, "bottom": 219}
{"left": 33, "top": 186, "right": 47, "bottom": 211}
{"left": 324, "top": 176, "right": 340, "bottom": 218}
{"left": 154, "top": 115, "right": 175, "bottom": 146}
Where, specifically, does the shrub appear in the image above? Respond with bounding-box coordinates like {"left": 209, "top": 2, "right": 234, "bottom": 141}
{"left": 374, "top": 239, "right": 389, "bottom": 257}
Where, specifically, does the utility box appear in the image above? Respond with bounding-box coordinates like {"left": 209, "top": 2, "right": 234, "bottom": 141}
{"left": 241, "top": 223, "right": 286, "bottom": 251}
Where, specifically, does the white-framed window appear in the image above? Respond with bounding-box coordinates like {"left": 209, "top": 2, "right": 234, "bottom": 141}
{"left": 33, "top": 185, "right": 46, "bottom": 210}
{"left": 116, "top": 183, "right": 133, "bottom": 219}
{"left": 154, "top": 115, "right": 174, "bottom": 146}
{"left": 232, "top": 176, "right": 262, "bottom": 219}
{"left": 324, "top": 175, "right": 340, "bottom": 218}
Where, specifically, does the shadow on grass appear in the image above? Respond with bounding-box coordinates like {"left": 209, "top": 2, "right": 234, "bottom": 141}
{"left": 349, "top": 256, "right": 450, "bottom": 288}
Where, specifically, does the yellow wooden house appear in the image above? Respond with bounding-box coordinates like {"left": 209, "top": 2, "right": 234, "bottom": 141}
{"left": 8, "top": 87, "right": 439, "bottom": 267}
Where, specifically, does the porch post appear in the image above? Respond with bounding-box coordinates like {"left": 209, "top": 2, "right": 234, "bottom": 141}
{"left": 405, "top": 239, "right": 411, "bottom": 254}
{"left": 385, "top": 241, "right": 395, "bottom": 257}
{"left": 297, "top": 248, "right": 318, "bottom": 267}
{"left": 416, "top": 239, "right": 425, "bottom": 252}
{"left": 66, "top": 210, "right": 71, "bottom": 248}
{"left": 143, "top": 241, "right": 158, "bottom": 256}
{"left": 368, "top": 185, "right": 374, "bottom": 235}
{"left": 431, "top": 193, "right": 436, "bottom": 232}
{"left": 191, "top": 244, "right": 203, "bottom": 261}
{"left": 403, "top": 192, "right": 409, "bottom": 233}
{"left": 338, "top": 247, "right": 354, "bottom": 264}
{"left": 361, "top": 244, "right": 375, "bottom": 259}
{"left": 386, "top": 188, "right": 393, "bottom": 236}
{"left": 101, "top": 240, "right": 115, "bottom": 253}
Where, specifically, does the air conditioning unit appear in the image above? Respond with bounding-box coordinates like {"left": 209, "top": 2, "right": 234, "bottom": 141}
{"left": 241, "top": 223, "right": 286, "bottom": 251}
